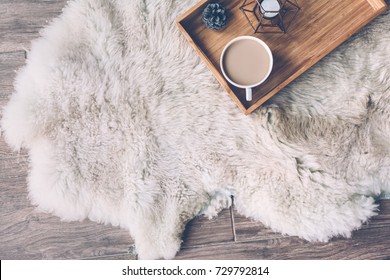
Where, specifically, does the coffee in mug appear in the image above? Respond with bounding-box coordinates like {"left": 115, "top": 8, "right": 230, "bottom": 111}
{"left": 220, "top": 36, "right": 273, "bottom": 101}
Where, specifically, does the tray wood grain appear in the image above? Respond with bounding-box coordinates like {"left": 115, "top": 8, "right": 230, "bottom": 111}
{"left": 177, "top": 0, "right": 387, "bottom": 115}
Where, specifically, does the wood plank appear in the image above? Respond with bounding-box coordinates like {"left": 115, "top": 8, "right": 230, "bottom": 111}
{"left": 175, "top": 233, "right": 390, "bottom": 259}
{"left": 0, "top": 51, "right": 25, "bottom": 86}
{"left": 177, "top": 0, "right": 387, "bottom": 114}
{"left": 0, "top": 51, "right": 25, "bottom": 107}
{"left": 0, "top": 0, "right": 68, "bottom": 53}
{"left": 0, "top": 208, "right": 135, "bottom": 259}
{"left": 367, "top": 0, "right": 388, "bottom": 10}
{"left": 82, "top": 253, "right": 136, "bottom": 260}
{"left": 175, "top": 200, "right": 390, "bottom": 259}
{"left": 0, "top": 135, "right": 30, "bottom": 213}
{"left": 232, "top": 199, "right": 390, "bottom": 243}
{"left": 232, "top": 211, "right": 288, "bottom": 242}
{"left": 182, "top": 209, "right": 234, "bottom": 247}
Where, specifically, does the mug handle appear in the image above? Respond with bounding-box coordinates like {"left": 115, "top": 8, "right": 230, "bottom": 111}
{"left": 246, "top": 88, "right": 252, "bottom": 101}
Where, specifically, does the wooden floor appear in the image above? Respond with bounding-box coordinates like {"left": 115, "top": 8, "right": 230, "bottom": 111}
{"left": 1, "top": 0, "right": 390, "bottom": 260}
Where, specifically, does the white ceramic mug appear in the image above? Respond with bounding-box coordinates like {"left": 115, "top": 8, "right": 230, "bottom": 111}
{"left": 220, "top": 36, "right": 273, "bottom": 101}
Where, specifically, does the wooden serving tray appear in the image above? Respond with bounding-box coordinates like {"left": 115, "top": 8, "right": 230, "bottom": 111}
{"left": 176, "top": 0, "right": 387, "bottom": 115}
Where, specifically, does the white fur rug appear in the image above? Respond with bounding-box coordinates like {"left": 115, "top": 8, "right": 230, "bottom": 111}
{"left": 2, "top": 0, "right": 390, "bottom": 259}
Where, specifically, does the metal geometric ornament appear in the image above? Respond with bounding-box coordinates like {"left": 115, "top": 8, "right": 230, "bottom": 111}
{"left": 240, "top": 0, "right": 300, "bottom": 34}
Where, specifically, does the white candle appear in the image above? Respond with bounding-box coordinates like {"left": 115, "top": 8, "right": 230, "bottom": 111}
{"left": 260, "top": 0, "right": 281, "bottom": 18}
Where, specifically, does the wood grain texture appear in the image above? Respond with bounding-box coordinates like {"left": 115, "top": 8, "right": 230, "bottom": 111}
{"left": 367, "top": 0, "right": 388, "bottom": 9}
{"left": 0, "top": 139, "right": 30, "bottom": 212}
{"left": 83, "top": 253, "right": 136, "bottom": 260}
{"left": 1, "top": 0, "right": 390, "bottom": 260}
{"left": 233, "top": 200, "right": 390, "bottom": 241}
{"left": 177, "top": 0, "right": 387, "bottom": 115}
{"left": 0, "top": 51, "right": 25, "bottom": 109}
{"left": 0, "top": 209, "right": 136, "bottom": 259}
{"left": 0, "top": 0, "right": 68, "bottom": 53}
{"left": 176, "top": 201, "right": 390, "bottom": 260}
{"left": 182, "top": 209, "right": 234, "bottom": 247}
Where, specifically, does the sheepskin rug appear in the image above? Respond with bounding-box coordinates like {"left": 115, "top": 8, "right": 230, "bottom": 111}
{"left": 2, "top": 0, "right": 390, "bottom": 259}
